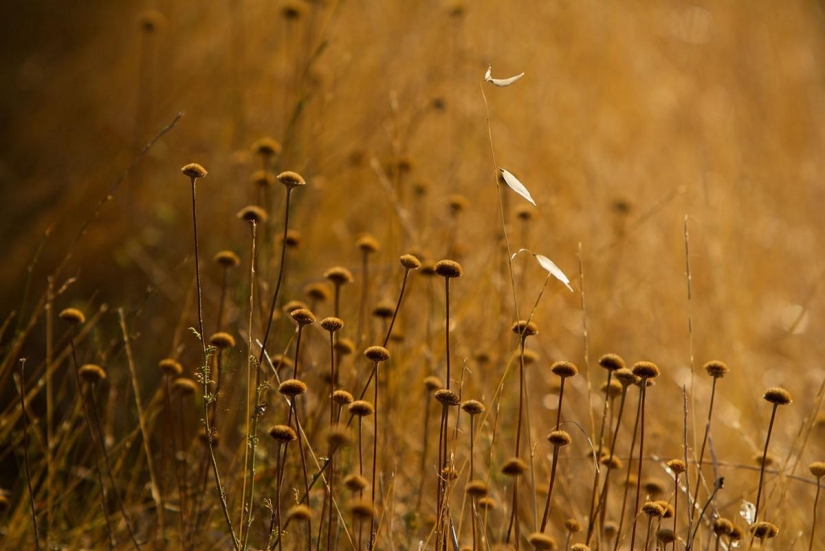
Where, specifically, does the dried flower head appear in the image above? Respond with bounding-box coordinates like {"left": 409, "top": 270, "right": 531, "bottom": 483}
{"left": 348, "top": 499, "right": 377, "bottom": 520}
{"left": 252, "top": 169, "right": 275, "bottom": 187}
{"left": 305, "top": 282, "right": 331, "bottom": 301}
{"left": 269, "top": 424, "right": 297, "bottom": 443}
{"left": 809, "top": 461, "right": 825, "bottom": 478}
{"left": 349, "top": 400, "right": 375, "bottom": 417}
{"left": 551, "top": 361, "right": 579, "bottom": 378}
{"left": 287, "top": 504, "right": 312, "bottom": 521}
{"left": 501, "top": 457, "right": 529, "bottom": 476}
{"left": 181, "top": 163, "right": 207, "bottom": 179}
{"left": 703, "top": 360, "right": 729, "bottom": 378}
{"left": 749, "top": 521, "right": 779, "bottom": 539}
{"left": 79, "top": 364, "right": 106, "bottom": 384}
{"left": 423, "top": 375, "right": 444, "bottom": 391}
{"left": 159, "top": 358, "right": 183, "bottom": 376}
{"left": 283, "top": 300, "right": 308, "bottom": 314}
{"left": 372, "top": 302, "right": 395, "bottom": 319}
{"left": 272, "top": 354, "right": 294, "bottom": 371}
{"left": 666, "top": 459, "right": 687, "bottom": 475}
{"left": 278, "top": 379, "right": 308, "bottom": 396}
{"left": 364, "top": 346, "right": 390, "bottom": 362}
{"left": 632, "top": 361, "right": 660, "bottom": 379}
{"left": 655, "top": 500, "right": 674, "bottom": 518}
{"left": 461, "top": 399, "right": 485, "bottom": 415}
{"left": 172, "top": 377, "right": 198, "bottom": 395}
{"left": 642, "top": 501, "right": 665, "bottom": 518}
{"left": 712, "top": 518, "right": 734, "bottom": 535}
{"left": 434, "top": 259, "right": 463, "bottom": 278}
{"left": 290, "top": 308, "right": 316, "bottom": 326}
{"left": 356, "top": 234, "right": 380, "bottom": 253}
{"left": 601, "top": 380, "right": 624, "bottom": 399}
{"left": 325, "top": 266, "right": 354, "bottom": 285}
{"left": 600, "top": 455, "right": 623, "bottom": 470}
{"left": 570, "top": 545, "right": 590, "bottom": 551}
{"left": 603, "top": 521, "right": 618, "bottom": 539}
{"left": 511, "top": 320, "right": 539, "bottom": 337}
{"left": 209, "top": 332, "right": 236, "bottom": 349}
{"left": 400, "top": 254, "right": 422, "bottom": 270}
{"left": 465, "top": 479, "right": 488, "bottom": 496}
{"left": 284, "top": 229, "right": 302, "bottom": 248}
{"left": 478, "top": 497, "right": 497, "bottom": 511}
{"left": 214, "top": 250, "right": 241, "bottom": 267}
{"left": 59, "top": 308, "right": 86, "bottom": 325}
{"left": 656, "top": 529, "right": 676, "bottom": 544}
{"left": 252, "top": 137, "right": 282, "bottom": 157}
{"left": 335, "top": 338, "right": 356, "bottom": 355}
{"left": 614, "top": 367, "right": 639, "bottom": 387}
{"left": 447, "top": 194, "right": 469, "bottom": 213}
{"left": 643, "top": 479, "right": 666, "bottom": 497}
{"left": 434, "top": 389, "right": 460, "bottom": 407}
{"left": 320, "top": 317, "right": 344, "bottom": 332}
{"left": 598, "top": 353, "right": 625, "bottom": 371}
{"left": 564, "top": 518, "right": 582, "bottom": 533}
{"left": 326, "top": 426, "right": 351, "bottom": 449}
{"left": 332, "top": 390, "right": 354, "bottom": 405}
{"left": 343, "top": 474, "right": 368, "bottom": 492}
{"left": 237, "top": 205, "right": 269, "bottom": 223}
{"left": 547, "top": 430, "right": 572, "bottom": 447}
{"left": 276, "top": 170, "right": 306, "bottom": 189}
{"left": 515, "top": 205, "right": 535, "bottom": 221}
{"left": 763, "top": 387, "right": 792, "bottom": 405}
{"left": 138, "top": 9, "right": 165, "bottom": 32}
{"left": 526, "top": 532, "right": 557, "bottom": 550}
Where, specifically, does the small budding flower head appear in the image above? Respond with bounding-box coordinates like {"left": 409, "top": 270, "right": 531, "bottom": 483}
{"left": 276, "top": 170, "right": 306, "bottom": 188}
{"left": 434, "top": 389, "right": 460, "bottom": 407}
{"left": 290, "top": 308, "right": 316, "bottom": 326}
{"left": 332, "top": 390, "right": 354, "bottom": 405}
{"left": 325, "top": 266, "right": 354, "bottom": 285}
{"left": 252, "top": 137, "right": 282, "bottom": 157}
{"left": 305, "top": 282, "right": 331, "bottom": 302}
{"left": 172, "top": 377, "right": 198, "bottom": 395}
{"left": 527, "top": 533, "right": 558, "bottom": 550}
{"left": 269, "top": 424, "right": 297, "bottom": 443}
{"left": 372, "top": 302, "right": 394, "bottom": 319}
{"left": 501, "top": 457, "right": 529, "bottom": 476}
{"left": 434, "top": 259, "right": 463, "bottom": 278}
{"left": 461, "top": 399, "right": 485, "bottom": 415}
{"left": 335, "top": 338, "right": 355, "bottom": 355}
{"left": 632, "top": 361, "right": 660, "bottom": 379}
{"left": 763, "top": 387, "right": 792, "bottom": 405}
{"left": 615, "top": 367, "right": 640, "bottom": 387}
{"left": 181, "top": 163, "right": 207, "bottom": 179}
{"left": 400, "top": 254, "right": 421, "bottom": 270}
{"left": 547, "top": 430, "right": 572, "bottom": 447}
{"left": 364, "top": 345, "right": 390, "bottom": 362}
{"left": 447, "top": 193, "right": 469, "bottom": 213}
{"left": 252, "top": 170, "right": 275, "bottom": 187}
{"left": 712, "top": 518, "right": 734, "bottom": 536}
{"left": 209, "top": 332, "right": 236, "bottom": 349}
{"left": 283, "top": 300, "right": 308, "bottom": 314}
{"left": 320, "top": 317, "right": 344, "bottom": 332}
{"left": 237, "top": 205, "right": 269, "bottom": 223}
{"left": 511, "top": 320, "right": 538, "bottom": 337}
{"left": 643, "top": 479, "right": 666, "bottom": 497}
{"left": 79, "top": 364, "right": 106, "bottom": 384}
{"left": 703, "top": 360, "right": 729, "bottom": 378}
{"left": 601, "top": 380, "right": 623, "bottom": 399}
{"left": 809, "top": 461, "right": 825, "bottom": 478}
{"left": 603, "top": 521, "right": 618, "bottom": 539}
{"left": 349, "top": 400, "right": 374, "bottom": 417}
{"left": 348, "top": 499, "right": 377, "bottom": 520}
{"left": 749, "top": 521, "right": 779, "bottom": 539}
{"left": 564, "top": 518, "right": 582, "bottom": 533}
{"left": 666, "top": 459, "right": 687, "bottom": 475}
{"left": 656, "top": 529, "right": 676, "bottom": 544}
{"left": 278, "top": 379, "right": 308, "bottom": 396}
{"left": 287, "top": 504, "right": 312, "bottom": 521}
{"left": 159, "top": 358, "right": 183, "bottom": 376}
{"left": 655, "top": 501, "right": 674, "bottom": 518}
{"left": 214, "top": 250, "right": 241, "bottom": 267}
{"left": 356, "top": 233, "right": 380, "bottom": 254}
{"left": 600, "top": 455, "right": 623, "bottom": 470}
{"left": 730, "top": 526, "right": 744, "bottom": 542}
{"left": 423, "top": 375, "right": 444, "bottom": 391}
{"left": 642, "top": 501, "right": 665, "bottom": 518}
{"left": 343, "top": 474, "right": 368, "bottom": 492}
{"left": 571, "top": 545, "right": 591, "bottom": 551}
{"left": 465, "top": 479, "right": 488, "bottom": 496}
{"left": 284, "top": 229, "right": 302, "bottom": 248}
{"left": 515, "top": 204, "right": 535, "bottom": 221}
{"left": 478, "top": 497, "right": 497, "bottom": 511}
{"left": 598, "top": 353, "right": 626, "bottom": 371}
{"left": 59, "top": 308, "right": 86, "bottom": 325}
{"left": 326, "top": 426, "right": 351, "bottom": 449}
{"left": 551, "top": 361, "right": 579, "bottom": 379}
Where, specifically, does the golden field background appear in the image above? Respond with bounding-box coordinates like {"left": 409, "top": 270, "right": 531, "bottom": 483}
{"left": 1, "top": 1, "right": 824, "bottom": 549}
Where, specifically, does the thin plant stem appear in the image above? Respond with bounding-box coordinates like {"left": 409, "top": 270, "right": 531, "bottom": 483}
{"left": 629, "top": 379, "right": 649, "bottom": 551}
{"left": 18, "top": 359, "right": 41, "bottom": 551}
{"left": 754, "top": 405, "right": 779, "bottom": 522}
{"left": 810, "top": 478, "right": 822, "bottom": 551}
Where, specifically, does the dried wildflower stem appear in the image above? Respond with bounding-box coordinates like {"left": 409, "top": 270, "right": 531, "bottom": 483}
{"left": 45, "top": 279, "right": 54, "bottom": 544}
{"left": 614, "top": 389, "right": 642, "bottom": 551}
{"left": 628, "top": 382, "right": 649, "bottom": 550}
{"left": 811, "top": 476, "right": 822, "bottom": 551}
{"left": 754, "top": 404, "right": 780, "bottom": 521}
{"left": 506, "top": 333, "right": 529, "bottom": 544}
{"left": 690, "top": 376, "right": 719, "bottom": 535}
{"left": 187, "top": 172, "right": 239, "bottom": 550}
{"left": 119, "top": 308, "right": 163, "bottom": 540}
{"left": 17, "top": 359, "right": 41, "bottom": 551}
{"left": 369, "top": 361, "right": 381, "bottom": 551}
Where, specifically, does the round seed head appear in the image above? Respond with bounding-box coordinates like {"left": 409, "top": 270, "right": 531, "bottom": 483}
{"left": 763, "top": 387, "right": 792, "bottom": 405}
{"left": 547, "top": 430, "right": 572, "bottom": 447}
{"left": 730, "top": 526, "right": 744, "bottom": 542}
{"left": 600, "top": 455, "right": 623, "bottom": 470}
{"left": 461, "top": 399, "right": 485, "bottom": 415}
{"left": 209, "top": 332, "right": 236, "bottom": 348}
{"left": 447, "top": 194, "right": 469, "bottom": 213}
{"left": 809, "top": 461, "right": 825, "bottom": 478}
{"left": 349, "top": 400, "right": 374, "bottom": 417}
{"left": 754, "top": 452, "right": 776, "bottom": 467}
{"left": 703, "top": 360, "right": 729, "bottom": 378}
{"left": 326, "top": 426, "right": 351, "bottom": 449}
{"left": 632, "top": 361, "right": 660, "bottom": 379}
{"left": 564, "top": 518, "right": 582, "bottom": 533}
{"left": 434, "top": 259, "right": 463, "bottom": 278}
{"left": 284, "top": 229, "right": 302, "bottom": 248}
{"left": 271, "top": 354, "right": 294, "bottom": 371}
{"left": 655, "top": 501, "right": 674, "bottom": 518}
{"left": 400, "top": 254, "right": 421, "bottom": 269}
{"left": 79, "top": 364, "right": 106, "bottom": 384}
{"left": 749, "top": 521, "right": 778, "bottom": 539}
{"left": 712, "top": 518, "right": 734, "bottom": 536}
{"left": 643, "top": 479, "right": 666, "bottom": 497}
{"left": 159, "top": 358, "right": 183, "bottom": 376}
{"left": 527, "top": 532, "right": 557, "bottom": 550}
{"left": 419, "top": 262, "right": 437, "bottom": 276}
{"left": 343, "top": 474, "right": 368, "bottom": 492}
{"left": 172, "top": 377, "right": 198, "bottom": 395}
{"left": 519, "top": 349, "right": 539, "bottom": 365}
{"left": 324, "top": 266, "right": 354, "bottom": 285}
{"left": 335, "top": 338, "right": 356, "bottom": 355}
{"left": 269, "top": 424, "right": 297, "bottom": 443}
{"left": 320, "top": 317, "right": 344, "bottom": 332}
{"left": 601, "top": 380, "right": 624, "bottom": 399}
{"left": 571, "top": 545, "right": 590, "bottom": 551}
{"left": 478, "top": 497, "right": 497, "bottom": 511}
{"left": 614, "top": 367, "right": 639, "bottom": 387}
{"left": 465, "top": 479, "right": 488, "bottom": 497}
{"left": 423, "top": 375, "right": 444, "bottom": 392}
{"left": 501, "top": 457, "right": 528, "bottom": 476}
{"left": 214, "top": 250, "right": 241, "bottom": 267}
{"left": 290, "top": 308, "right": 316, "bottom": 326}
{"left": 278, "top": 379, "right": 308, "bottom": 396}
{"left": 348, "top": 499, "right": 377, "bottom": 520}
{"left": 181, "top": 163, "right": 207, "bottom": 179}
{"left": 603, "top": 521, "right": 618, "bottom": 540}
{"left": 364, "top": 346, "right": 390, "bottom": 362}
{"left": 515, "top": 205, "right": 535, "bottom": 221}
{"left": 252, "top": 137, "right": 282, "bottom": 157}
{"left": 287, "top": 504, "right": 312, "bottom": 521}
{"left": 642, "top": 501, "right": 664, "bottom": 518}
{"left": 656, "top": 529, "right": 676, "bottom": 544}
{"left": 372, "top": 302, "right": 394, "bottom": 319}
{"left": 551, "top": 361, "right": 579, "bottom": 378}
{"left": 276, "top": 170, "right": 306, "bottom": 188}
{"left": 305, "top": 282, "right": 331, "bottom": 301}
{"left": 59, "top": 308, "right": 86, "bottom": 325}
{"left": 332, "top": 390, "right": 353, "bottom": 405}
{"left": 356, "top": 233, "right": 380, "bottom": 253}
{"left": 283, "top": 300, "right": 308, "bottom": 314}
{"left": 252, "top": 169, "right": 275, "bottom": 187}
{"left": 511, "top": 320, "right": 538, "bottom": 337}
{"left": 237, "top": 205, "right": 268, "bottom": 223}
{"left": 434, "top": 389, "right": 460, "bottom": 407}
{"left": 598, "top": 353, "right": 625, "bottom": 371}
{"left": 666, "top": 459, "right": 687, "bottom": 475}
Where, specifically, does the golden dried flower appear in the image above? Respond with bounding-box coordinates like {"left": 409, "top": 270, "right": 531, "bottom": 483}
{"left": 763, "top": 387, "right": 792, "bottom": 405}
{"left": 237, "top": 205, "right": 268, "bottom": 223}
{"left": 214, "top": 250, "right": 241, "bottom": 267}
{"left": 632, "top": 361, "right": 660, "bottom": 379}
{"left": 400, "top": 254, "right": 421, "bottom": 269}
{"left": 290, "top": 308, "right": 316, "bottom": 326}
{"left": 434, "top": 389, "right": 460, "bottom": 407}
{"left": 276, "top": 170, "right": 306, "bottom": 188}
{"left": 181, "top": 163, "right": 207, "bottom": 179}
{"left": 172, "top": 377, "right": 198, "bottom": 395}
{"left": 349, "top": 400, "right": 374, "bottom": 417}
{"left": 364, "top": 346, "right": 390, "bottom": 362}
{"left": 511, "top": 320, "right": 538, "bottom": 337}
{"left": 547, "top": 430, "right": 572, "bottom": 447}
{"left": 598, "top": 353, "right": 625, "bottom": 371}
{"left": 59, "top": 308, "right": 85, "bottom": 325}
{"left": 209, "top": 332, "right": 236, "bottom": 349}
{"left": 79, "top": 364, "right": 106, "bottom": 384}
{"left": 527, "top": 532, "right": 557, "bottom": 550}
{"left": 501, "top": 457, "right": 528, "bottom": 476}
{"left": 324, "top": 266, "right": 354, "bottom": 285}
{"left": 461, "top": 399, "right": 485, "bottom": 415}
{"left": 278, "top": 379, "right": 308, "bottom": 396}
{"left": 434, "top": 259, "right": 463, "bottom": 278}
{"left": 703, "top": 360, "right": 729, "bottom": 378}
{"left": 320, "top": 317, "right": 344, "bottom": 332}
{"left": 551, "top": 361, "right": 578, "bottom": 379}
{"left": 269, "top": 424, "right": 297, "bottom": 443}
{"left": 159, "top": 358, "right": 183, "bottom": 376}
